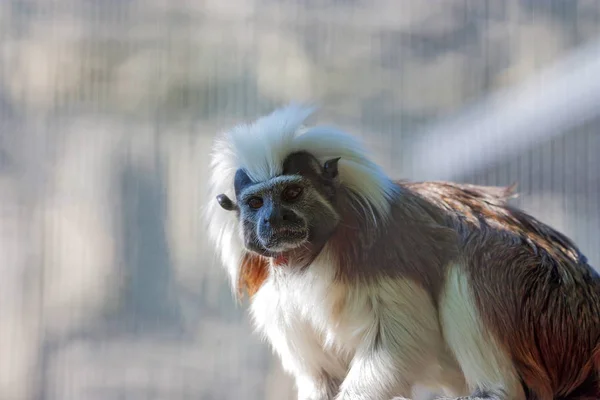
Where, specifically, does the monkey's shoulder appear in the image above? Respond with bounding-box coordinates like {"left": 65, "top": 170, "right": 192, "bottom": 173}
{"left": 402, "top": 180, "right": 594, "bottom": 274}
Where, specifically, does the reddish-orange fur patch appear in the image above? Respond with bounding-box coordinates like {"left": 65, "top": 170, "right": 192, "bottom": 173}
{"left": 237, "top": 253, "right": 270, "bottom": 298}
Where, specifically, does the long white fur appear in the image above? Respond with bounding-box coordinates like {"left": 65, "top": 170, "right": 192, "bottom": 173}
{"left": 205, "top": 105, "right": 520, "bottom": 399}
{"left": 250, "top": 250, "right": 461, "bottom": 399}
{"left": 440, "top": 264, "right": 525, "bottom": 399}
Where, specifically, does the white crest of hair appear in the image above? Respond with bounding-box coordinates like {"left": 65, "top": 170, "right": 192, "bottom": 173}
{"left": 206, "top": 103, "right": 398, "bottom": 289}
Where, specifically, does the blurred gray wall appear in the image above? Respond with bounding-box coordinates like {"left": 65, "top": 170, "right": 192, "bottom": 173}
{"left": 0, "top": 1, "right": 599, "bottom": 399}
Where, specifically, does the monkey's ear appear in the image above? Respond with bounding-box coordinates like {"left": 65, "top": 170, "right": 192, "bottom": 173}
{"left": 216, "top": 194, "right": 237, "bottom": 211}
{"left": 323, "top": 157, "right": 341, "bottom": 179}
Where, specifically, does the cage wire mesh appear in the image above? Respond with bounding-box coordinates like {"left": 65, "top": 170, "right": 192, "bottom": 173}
{"left": 0, "top": 1, "right": 599, "bottom": 399}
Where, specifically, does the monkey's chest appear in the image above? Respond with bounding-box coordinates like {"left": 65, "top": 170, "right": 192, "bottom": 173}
{"left": 250, "top": 276, "right": 373, "bottom": 356}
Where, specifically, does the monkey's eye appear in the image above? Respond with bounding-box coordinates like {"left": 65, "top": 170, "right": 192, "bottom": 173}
{"left": 282, "top": 185, "right": 303, "bottom": 202}
{"left": 247, "top": 197, "right": 264, "bottom": 210}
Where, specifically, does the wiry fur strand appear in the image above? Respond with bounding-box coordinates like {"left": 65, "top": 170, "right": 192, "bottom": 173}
{"left": 205, "top": 105, "right": 600, "bottom": 400}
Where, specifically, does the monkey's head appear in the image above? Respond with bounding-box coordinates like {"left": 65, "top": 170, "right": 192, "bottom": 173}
{"left": 218, "top": 151, "right": 342, "bottom": 264}
{"left": 206, "top": 104, "right": 398, "bottom": 288}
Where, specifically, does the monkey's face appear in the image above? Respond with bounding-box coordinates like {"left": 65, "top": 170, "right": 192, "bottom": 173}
{"left": 237, "top": 175, "right": 314, "bottom": 256}
{"left": 218, "top": 151, "right": 341, "bottom": 262}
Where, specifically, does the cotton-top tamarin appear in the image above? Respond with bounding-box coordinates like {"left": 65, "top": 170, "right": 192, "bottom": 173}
{"left": 205, "top": 105, "right": 600, "bottom": 400}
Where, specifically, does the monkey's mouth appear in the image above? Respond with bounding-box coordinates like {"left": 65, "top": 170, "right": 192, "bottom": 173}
{"left": 258, "top": 228, "right": 308, "bottom": 254}
{"left": 250, "top": 230, "right": 317, "bottom": 268}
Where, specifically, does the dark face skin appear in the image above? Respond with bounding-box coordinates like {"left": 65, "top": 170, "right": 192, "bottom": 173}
{"left": 216, "top": 152, "right": 341, "bottom": 263}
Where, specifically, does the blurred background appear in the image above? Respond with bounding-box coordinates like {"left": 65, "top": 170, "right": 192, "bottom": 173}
{"left": 1, "top": 1, "right": 599, "bottom": 399}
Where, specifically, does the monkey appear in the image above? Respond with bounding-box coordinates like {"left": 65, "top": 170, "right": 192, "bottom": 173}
{"left": 205, "top": 104, "right": 600, "bottom": 400}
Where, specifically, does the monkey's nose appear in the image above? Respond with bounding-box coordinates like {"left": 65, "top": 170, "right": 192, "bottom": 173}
{"left": 264, "top": 209, "right": 298, "bottom": 227}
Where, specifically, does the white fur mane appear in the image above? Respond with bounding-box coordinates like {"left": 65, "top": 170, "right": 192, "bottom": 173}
{"left": 205, "top": 104, "right": 398, "bottom": 291}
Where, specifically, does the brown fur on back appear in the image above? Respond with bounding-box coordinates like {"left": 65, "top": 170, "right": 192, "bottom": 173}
{"left": 405, "top": 181, "right": 600, "bottom": 400}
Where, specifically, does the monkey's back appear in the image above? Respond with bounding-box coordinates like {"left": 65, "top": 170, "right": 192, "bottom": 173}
{"left": 404, "top": 181, "right": 600, "bottom": 400}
